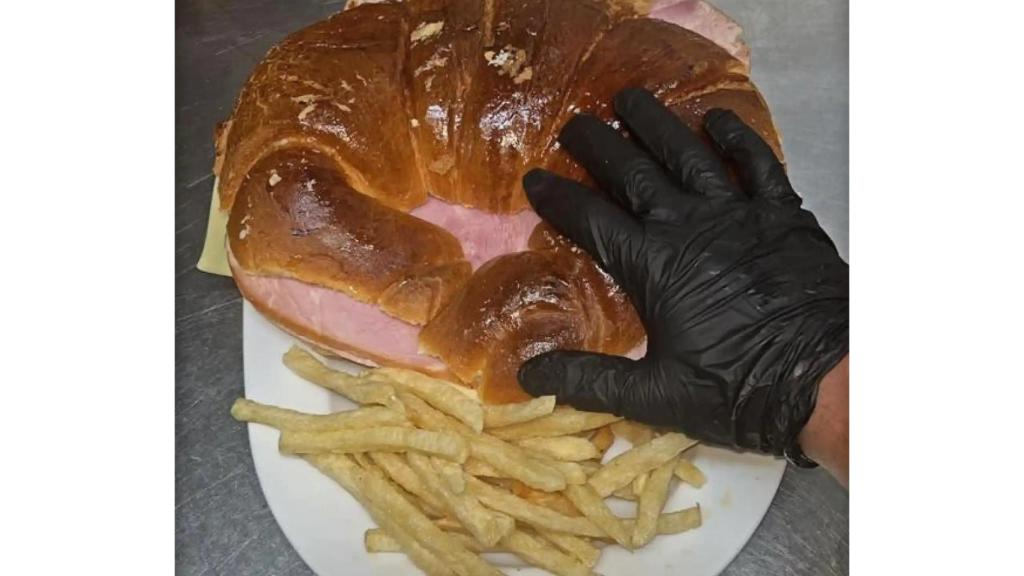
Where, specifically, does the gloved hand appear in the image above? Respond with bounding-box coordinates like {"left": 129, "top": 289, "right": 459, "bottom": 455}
{"left": 518, "top": 88, "right": 848, "bottom": 457}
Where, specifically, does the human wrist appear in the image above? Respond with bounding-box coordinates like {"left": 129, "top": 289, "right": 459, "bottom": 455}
{"left": 798, "top": 355, "right": 849, "bottom": 486}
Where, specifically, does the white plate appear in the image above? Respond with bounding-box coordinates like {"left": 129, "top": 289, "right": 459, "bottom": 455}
{"left": 242, "top": 300, "right": 785, "bottom": 575}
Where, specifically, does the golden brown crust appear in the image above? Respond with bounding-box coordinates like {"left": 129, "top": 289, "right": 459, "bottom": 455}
{"left": 227, "top": 147, "right": 469, "bottom": 325}
{"left": 668, "top": 78, "right": 784, "bottom": 160}
{"left": 452, "top": 0, "right": 611, "bottom": 213}
{"left": 543, "top": 16, "right": 747, "bottom": 181}
{"left": 568, "top": 18, "right": 746, "bottom": 118}
{"left": 378, "top": 261, "right": 473, "bottom": 325}
{"left": 218, "top": 3, "right": 425, "bottom": 212}
{"left": 419, "top": 250, "right": 586, "bottom": 401}
{"left": 403, "top": 0, "right": 485, "bottom": 203}
{"left": 528, "top": 223, "right": 644, "bottom": 356}
{"left": 419, "top": 239, "right": 643, "bottom": 404}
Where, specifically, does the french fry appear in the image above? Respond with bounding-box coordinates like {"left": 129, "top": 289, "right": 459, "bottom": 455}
{"left": 536, "top": 529, "right": 601, "bottom": 568}
{"left": 470, "top": 458, "right": 585, "bottom": 489}
{"left": 619, "top": 505, "right": 703, "bottom": 536}
{"left": 500, "top": 530, "right": 592, "bottom": 576}
{"left": 306, "top": 454, "right": 493, "bottom": 576}
{"left": 610, "top": 420, "right": 654, "bottom": 446}
{"left": 364, "top": 528, "right": 403, "bottom": 553}
{"left": 540, "top": 460, "right": 588, "bottom": 485}
{"left": 516, "top": 437, "right": 601, "bottom": 462}
{"left": 528, "top": 493, "right": 583, "bottom": 518}
{"left": 399, "top": 392, "right": 566, "bottom": 491}
{"left": 433, "top": 517, "right": 465, "bottom": 532}
{"left": 464, "top": 458, "right": 502, "bottom": 478}
{"left": 350, "top": 452, "right": 373, "bottom": 469}
{"left": 655, "top": 505, "right": 702, "bottom": 534}
{"left": 611, "top": 485, "right": 637, "bottom": 501}
{"left": 280, "top": 426, "right": 469, "bottom": 463}
{"left": 482, "top": 477, "right": 516, "bottom": 491}
{"left": 674, "top": 458, "right": 707, "bottom": 488}
{"left": 588, "top": 433, "right": 698, "bottom": 497}
{"left": 450, "top": 532, "right": 492, "bottom": 553}
{"left": 577, "top": 460, "right": 601, "bottom": 476}
{"left": 633, "top": 457, "right": 678, "bottom": 547}
{"left": 230, "top": 399, "right": 407, "bottom": 431}
{"left": 510, "top": 481, "right": 583, "bottom": 517}
{"left": 358, "top": 514, "right": 452, "bottom": 575}
{"left": 470, "top": 435, "right": 566, "bottom": 492}
{"left": 369, "top": 452, "right": 447, "bottom": 515}
{"left": 374, "top": 367, "right": 484, "bottom": 432}
{"left": 366, "top": 528, "right": 500, "bottom": 554}
{"left": 406, "top": 452, "right": 514, "bottom": 547}
{"left": 483, "top": 395, "right": 557, "bottom": 428}
{"left": 465, "top": 476, "right": 604, "bottom": 537}
{"left": 564, "top": 484, "right": 632, "bottom": 548}
{"left": 434, "top": 457, "right": 466, "bottom": 494}
{"left": 489, "top": 408, "right": 621, "bottom": 440}
{"left": 282, "top": 346, "right": 403, "bottom": 412}
{"left": 398, "top": 391, "right": 467, "bottom": 433}
{"left": 631, "top": 471, "right": 649, "bottom": 497}
{"left": 589, "top": 425, "right": 615, "bottom": 458}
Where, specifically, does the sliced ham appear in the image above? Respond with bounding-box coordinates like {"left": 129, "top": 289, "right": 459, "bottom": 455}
{"left": 231, "top": 250, "right": 448, "bottom": 373}
{"left": 409, "top": 199, "right": 539, "bottom": 269}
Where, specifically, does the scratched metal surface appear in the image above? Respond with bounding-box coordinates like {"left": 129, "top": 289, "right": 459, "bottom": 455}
{"left": 174, "top": 1, "right": 849, "bottom": 574}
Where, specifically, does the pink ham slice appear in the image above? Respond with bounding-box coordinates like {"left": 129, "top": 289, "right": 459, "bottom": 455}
{"left": 648, "top": 0, "right": 750, "bottom": 67}
{"left": 232, "top": 250, "right": 446, "bottom": 371}
{"left": 409, "top": 200, "right": 540, "bottom": 269}
{"left": 237, "top": 3, "right": 742, "bottom": 371}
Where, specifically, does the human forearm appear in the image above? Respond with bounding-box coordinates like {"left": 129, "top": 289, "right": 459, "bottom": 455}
{"left": 798, "top": 355, "right": 849, "bottom": 487}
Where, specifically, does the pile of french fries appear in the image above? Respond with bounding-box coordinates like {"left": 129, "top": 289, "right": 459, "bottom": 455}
{"left": 231, "top": 345, "right": 707, "bottom": 576}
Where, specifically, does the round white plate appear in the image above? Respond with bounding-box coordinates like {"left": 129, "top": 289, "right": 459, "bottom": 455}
{"left": 242, "top": 300, "right": 785, "bottom": 575}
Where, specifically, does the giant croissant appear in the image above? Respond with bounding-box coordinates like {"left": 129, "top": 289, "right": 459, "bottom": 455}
{"left": 214, "top": 0, "right": 782, "bottom": 403}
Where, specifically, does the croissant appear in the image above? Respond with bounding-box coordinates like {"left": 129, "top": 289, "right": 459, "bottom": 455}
{"left": 215, "top": 0, "right": 782, "bottom": 403}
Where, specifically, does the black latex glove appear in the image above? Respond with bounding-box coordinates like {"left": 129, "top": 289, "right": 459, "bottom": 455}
{"left": 518, "top": 88, "right": 848, "bottom": 456}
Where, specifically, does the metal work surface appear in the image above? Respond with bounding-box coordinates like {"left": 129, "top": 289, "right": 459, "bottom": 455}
{"left": 175, "top": 1, "right": 849, "bottom": 574}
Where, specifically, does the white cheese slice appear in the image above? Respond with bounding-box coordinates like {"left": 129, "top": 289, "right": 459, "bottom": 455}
{"left": 196, "top": 178, "right": 232, "bottom": 277}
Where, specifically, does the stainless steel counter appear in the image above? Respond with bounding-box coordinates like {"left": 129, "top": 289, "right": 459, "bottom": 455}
{"left": 175, "top": 1, "right": 849, "bottom": 573}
